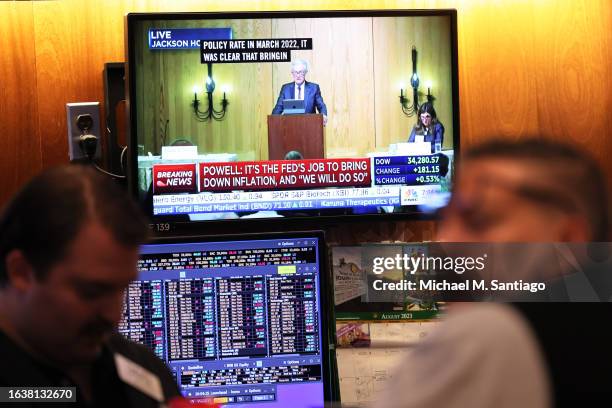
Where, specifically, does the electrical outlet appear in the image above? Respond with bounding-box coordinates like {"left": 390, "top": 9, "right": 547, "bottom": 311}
{"left": 66, "top": 102, "right": 101, "bottom": 161}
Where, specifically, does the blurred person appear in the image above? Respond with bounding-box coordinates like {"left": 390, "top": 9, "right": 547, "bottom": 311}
{"left": 372, "top": 139, "right": 611, "bottom": 408}
{"left": 0, "top": 165, "right": 180, "bottom": 406}
{"left": 438, "top": 138, "right": 609, "bottom": 242}
{"left": 408, "top": 102, "right": 444, "bottom": 153}
{"left": 371, "top": 302, "right": 551, "bottom": 408}
{"left": 272, "top": 59, "right": 328, "bottom": 125}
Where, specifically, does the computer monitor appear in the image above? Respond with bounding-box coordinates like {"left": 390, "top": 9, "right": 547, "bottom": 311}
{"left": 118, "top": 232, "right": 333, "bottom": 406}
{"left": 282, "top": 99, "right": 306, "bottom": 115}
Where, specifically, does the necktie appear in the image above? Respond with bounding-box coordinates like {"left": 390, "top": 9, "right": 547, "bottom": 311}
{"left": 298, "top": 85, "right": 302, "bottom": 99}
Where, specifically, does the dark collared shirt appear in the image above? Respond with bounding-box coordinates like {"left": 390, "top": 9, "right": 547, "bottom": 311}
{"left": 0, "top": 330, "right": 180, "bottom": 408}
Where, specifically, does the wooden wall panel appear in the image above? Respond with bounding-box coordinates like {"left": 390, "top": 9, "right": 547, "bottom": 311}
{"left": 532, "top": 0, "right": 612, "bottom": 157}
{"left": 455, "top": 0, "right": 612, "bottom": 196}
{"left": 457, "top": 1, "right": 541, "bottom": 143}
{"left": 373, "top": 16, "right": 453, "bottom": 150}
{"left": 135, "top": 18, "right": 273, "bottom": 160}
{"left": 272, "top": 17, "right": 375, "bottom": 158}
{"left": 0, "top": 2, "right": 41, "bottom": 205}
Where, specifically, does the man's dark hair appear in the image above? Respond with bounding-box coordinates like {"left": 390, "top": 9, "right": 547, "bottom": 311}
{"left": 464, "top": 138, "right": 610, "bottom": 241}
{"left": 284, "top": 150, "right": 304, "bottom": 160}
{"left": 0, "top": 165, "right": 149, "bottom": 285}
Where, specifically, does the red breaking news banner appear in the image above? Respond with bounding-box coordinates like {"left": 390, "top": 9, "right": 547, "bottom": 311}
{"left": 153, "top": 163, "right": 198, "bottom": 194}
{"left": 198, "top": 158, "right": 371, "bottom": 192}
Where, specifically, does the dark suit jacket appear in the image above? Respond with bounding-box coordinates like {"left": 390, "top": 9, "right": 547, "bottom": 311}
{"left": 272, "top": 81, "right": 328, "bottom": 115}
{"left": 0, "top": 331, "right": 181, "bottom": 407}
{"left": 408, "top": 122, "right": 445, "bottom": 153}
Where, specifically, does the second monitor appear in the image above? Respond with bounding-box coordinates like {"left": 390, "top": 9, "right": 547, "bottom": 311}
{"left": 118, "top": 232, "right": 333, "bottom": 407}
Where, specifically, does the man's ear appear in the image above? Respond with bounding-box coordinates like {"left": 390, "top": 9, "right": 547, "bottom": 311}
{"left": 4, "top": 250, "right": 36, "bottom": 292}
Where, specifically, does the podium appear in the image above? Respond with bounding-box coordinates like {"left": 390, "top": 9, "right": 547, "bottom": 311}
{"left": 267, "top": 114, "right": 324, "bottom": 160}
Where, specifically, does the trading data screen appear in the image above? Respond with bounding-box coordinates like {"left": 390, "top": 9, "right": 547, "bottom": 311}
{"left": 118, "top": 235, "right": 326, "bottom": 407}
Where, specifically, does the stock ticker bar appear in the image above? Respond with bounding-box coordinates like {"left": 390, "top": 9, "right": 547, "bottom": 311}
{"left": 152, "top": 158, "right": 372, "bottom": 195}
{"left": 150, "top": 155, "right": 445, "bottom": 215}
{"left": 137, "top": 245, "right": 316, "bottom": 270}
{"left": 372, "top": 155, "right": 442, "bottom": 186}
{"left": 152, "top": 187, "right": 404, "bottom": 215}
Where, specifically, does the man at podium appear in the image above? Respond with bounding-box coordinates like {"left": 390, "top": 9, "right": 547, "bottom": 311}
{"left": 272, "top": 59, "right": 328, "bottom": 126}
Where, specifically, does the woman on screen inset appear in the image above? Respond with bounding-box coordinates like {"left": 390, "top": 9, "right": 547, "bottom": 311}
{"left": 408, "top": 102, "right": 445, "bottom": 153}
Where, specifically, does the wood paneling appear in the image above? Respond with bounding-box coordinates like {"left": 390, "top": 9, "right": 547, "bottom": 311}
{"left": 457, "top": 1, "right": 540, "bottom": 142}
{"left": 0, "top": 2, "right": 41, "bottom": 205}
{"left": 273, "top": 17, "right": 376, "bottom": 158}
{"left": 32, "top": 0, "right": 128, "bottom": 168}
{"left": 135, "top": 18, "right": 272, "bottom": 160}
{"left": 1, "top": 0, "right": 611, "bottom": 236}
{"left": 373, "top": 16, "right": 453, "bottom": 150}
{"left": 455, "top": 0, "right": 612, "bottom": 196}
{"left": 532, "top": 0, "right": 612, "bottom": 151}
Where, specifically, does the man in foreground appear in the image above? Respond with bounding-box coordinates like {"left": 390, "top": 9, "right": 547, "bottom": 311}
{"left": 438, "top": 138, "right": 609, "bottom": 242}
{"left": 0, "top": 166, "right": 181, "bottom": 406}
{"left": 373, "top": 138, "right": 610, "bottom": 408}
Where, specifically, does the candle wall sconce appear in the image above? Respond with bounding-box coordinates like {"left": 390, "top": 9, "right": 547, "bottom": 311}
{"left": 192, "top": 63, "right": 228, "bottom": 121}
{"left": 399, "top": 46, "right": 435, "bottom": 117}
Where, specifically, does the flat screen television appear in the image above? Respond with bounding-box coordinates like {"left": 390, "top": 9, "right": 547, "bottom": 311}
{"left": 118, "top": 231, "right": 334, "bottom": 406}
{"left": 126, "top": 10, "right": 459, "bottom": 231}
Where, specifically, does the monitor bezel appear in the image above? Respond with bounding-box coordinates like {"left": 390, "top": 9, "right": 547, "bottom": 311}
{"left": 125, "top": 9, "right": 460, "bottom": 234}
{"left": 135, "top": 230, "right": 336, "bottom": 404}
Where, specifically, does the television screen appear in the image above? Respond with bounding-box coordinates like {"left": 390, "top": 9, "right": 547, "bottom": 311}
{"left": 126, "top": 10, "right": 458, "bottom": 227}
{"left": 118, "top": 232, "right": 333, "bottom": 406}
